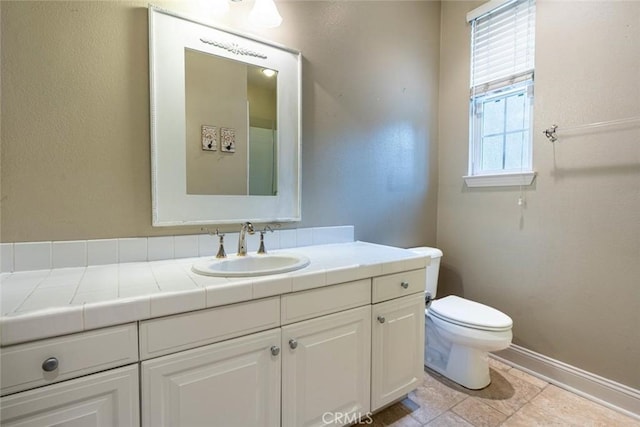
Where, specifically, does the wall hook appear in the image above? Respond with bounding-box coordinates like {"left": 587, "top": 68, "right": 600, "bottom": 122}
{"left": 543, "top": 124, "right": 558, "bottom": 143}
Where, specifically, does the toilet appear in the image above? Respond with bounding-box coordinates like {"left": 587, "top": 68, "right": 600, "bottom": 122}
{"left": 410, "top": 247, "right": 513, "bottom": 390}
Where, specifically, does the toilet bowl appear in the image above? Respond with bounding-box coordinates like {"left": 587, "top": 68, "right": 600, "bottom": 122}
{"left": 410, "top": 247, "right": 513, "bottom": 390}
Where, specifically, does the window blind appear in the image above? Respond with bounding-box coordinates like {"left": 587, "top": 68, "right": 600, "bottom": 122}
{"left": 470, "top": 0, "right": 535, "bottom": 90}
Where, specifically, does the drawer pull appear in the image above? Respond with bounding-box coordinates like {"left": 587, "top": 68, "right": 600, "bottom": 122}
{"left": 42, "top": 357, "right": 59, "bottom": 372}
{"left": 401, "top": 281, "right": 409, "bottom": 289}
{"left": 377, "top": 315, "right": 386, "bottom": 324}
{"left": 270, "top": 346, "right": 280, "bottom": 356}
{"left": 289, "top": 338, "right": 298, "bottom": 349}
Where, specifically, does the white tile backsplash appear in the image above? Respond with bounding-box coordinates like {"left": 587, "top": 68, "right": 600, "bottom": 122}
{"left": 118, "top": 238, "right": 147, "bottom": 263}
{"left": 245, "top": 233, "right": 261, "bottom": 252}
{"left": 87, "top": 239, "right": 118, "bottom": 265}
{"left": 147, "top": 236, "right": 174, "bottom": 261}
{"left": 279, "top": 229, "right": 297, "bottom": 249}
{"left": 52, "top": 241, "right": 87, "bottom": 269}
{"left": 1, "top": 243, "right": 14, "bottom": 273}
{"left": 2, "top": 226, "right": 355, "bottom": 272}
{"left": 295, "top": 228, "right": 313, "bottom": 247}
{"left": 198, "top": 234, "right": 217, "bottom": 257}
{"left": 262, "top": 230, "right": 280, "bottom": 252}
{"left": 174, "top": 235, "right": 199, "bottom": 258}
{"left": 312, "top": 226, "right": 354, "bottom": 245}
{"left": 14, "top": 242, "right": 51, "bottom": 271}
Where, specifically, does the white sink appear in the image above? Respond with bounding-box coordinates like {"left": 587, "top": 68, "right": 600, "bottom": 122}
{"left": 192, "top": 253, "right": 311, "bottom": 277}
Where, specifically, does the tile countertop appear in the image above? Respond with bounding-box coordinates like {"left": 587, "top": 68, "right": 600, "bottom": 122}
{"left": 0, "top": 242, "right": 429, "bottom": 347}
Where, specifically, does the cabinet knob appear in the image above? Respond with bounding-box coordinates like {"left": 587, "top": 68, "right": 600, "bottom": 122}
{"left": 401, "top": 281, "right": 409, "bottom": 289}
{"left": 289, "top": 338, "right": 298, "bottom": 349}
{"left": 377, "top": 315, "right": 386, "bottom": 324}
{"left": 270, "top": 346, "right": 280, "bottom": 356}
{"left": 42, "top": 357, "right": 59, "bottom": 372}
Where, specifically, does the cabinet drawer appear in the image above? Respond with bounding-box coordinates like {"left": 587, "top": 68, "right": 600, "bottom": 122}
{"left": 139, "top": 297, "right": 280, "bottom": 359}
{"left": 281, "top": 279, "right": 371, "bottom": 325}
{"left": 1, "top": 364, "right": 139, "bottom": 426}
{"left": 372, "top": 269, "right": 425, "bottom": 303}
{"left": 1, "top": 323, "right": 138, "bottom": 396}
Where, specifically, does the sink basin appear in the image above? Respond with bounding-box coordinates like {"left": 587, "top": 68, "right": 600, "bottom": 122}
{"left": 192, "top": 253, "right": 311, "bottom": 277}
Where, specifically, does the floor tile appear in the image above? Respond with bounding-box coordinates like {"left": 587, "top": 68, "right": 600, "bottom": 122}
{"left": 373, "top": 365, "right": 640, "bottom": 427}
{"left": 488, "top": 357, "right": 513, "bottom": 373}
{"left": 529, "top": 385, "right": 640, "bottom": 426}
{"left": 425, "top": 411, "right": 474, "bottom": 427}
{"left": 506, "top": 367, "right": 549, "bottom": 389}
{"left": 501, "top": 402, "right": 573, "bottom": 426}
{"left": 453, "top": 368, "right": 543, "bottom": 416}
{"left": 405, "top": 370, "right": 468, "bottom": 424}
{"left": 369, "top": 400, "right": 422, "bottom": 427}
{"left": 452, "top": 397, "right": 508, "bottom": 427}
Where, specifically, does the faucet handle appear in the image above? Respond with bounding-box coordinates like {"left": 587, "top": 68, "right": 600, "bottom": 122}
{"left": 201, "top": 227, "right": 225, "bottom": 237}
{"left": 257, "top": 226, "right": 274, "bottom": 254}
{"left": 215, "top": 231, "right": 227, "bottom": 259}
{"left": 202, "top": 228, "right": 227, "bottom": 258}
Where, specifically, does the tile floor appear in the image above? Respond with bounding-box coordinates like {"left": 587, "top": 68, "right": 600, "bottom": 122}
{"left": 362, "top": 358, "right": 640, "bottom": 426}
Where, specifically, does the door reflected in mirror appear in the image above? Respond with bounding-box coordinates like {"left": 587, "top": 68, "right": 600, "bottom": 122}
{"left": 185, "top": 49, "right": 278, "bottom": 196}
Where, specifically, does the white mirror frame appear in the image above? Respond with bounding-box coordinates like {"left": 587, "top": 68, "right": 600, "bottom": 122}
{"left": 149, "top": 6, "right": 301, "bottom": 226}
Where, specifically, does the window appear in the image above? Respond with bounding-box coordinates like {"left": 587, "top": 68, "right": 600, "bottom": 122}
{"left": 465, "top": 0, "right": 536, "bottom": 187}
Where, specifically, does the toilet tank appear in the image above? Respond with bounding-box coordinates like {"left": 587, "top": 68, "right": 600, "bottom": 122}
{"left": 409, "top": 247, "right": 443, "bottom": 297}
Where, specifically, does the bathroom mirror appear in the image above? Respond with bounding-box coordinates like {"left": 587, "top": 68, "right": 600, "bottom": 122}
{"left": 185, "top": 51, "right": 278, "bottom": 196}
{"left": 149, "top": 6, "right": 301, "bottom": 226}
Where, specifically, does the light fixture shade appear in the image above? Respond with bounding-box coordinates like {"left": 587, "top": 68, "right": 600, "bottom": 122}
{"left": 248, "top": 0, "right": 282, "bottom": 28}
{"left": 197, "top": 0, "right": 229, "bottom": 16}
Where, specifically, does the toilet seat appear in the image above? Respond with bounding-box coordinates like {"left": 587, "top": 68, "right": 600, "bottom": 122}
{"left": 428, "top": 295, "right": 512, "bottom": 332}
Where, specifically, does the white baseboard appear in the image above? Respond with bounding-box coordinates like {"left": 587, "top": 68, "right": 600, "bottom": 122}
{"left": 492, "top": 344, "right": 640, "bottom": 421}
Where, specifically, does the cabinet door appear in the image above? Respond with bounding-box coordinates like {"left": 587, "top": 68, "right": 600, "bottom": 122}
{"left": 282, "top": 306, "right": 371, "bottom": 427}
{"left": 0, "top": 365, "right": 139, "bottom": 427}
{"left": 141, "top": 328, "right": 281, "bottom": 427}
{"left": 371, "top": 293, "right": 425, "bottom": 411}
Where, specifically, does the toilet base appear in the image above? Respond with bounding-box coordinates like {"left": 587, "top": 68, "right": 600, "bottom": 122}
{"left": 425, "top": 315, "right": 508, "bottom": 390}
{"left": 426, "top": 344, "right": 491, "bottom": 389}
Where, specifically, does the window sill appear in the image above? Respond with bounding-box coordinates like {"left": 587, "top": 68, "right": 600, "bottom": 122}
{"left": 463, "top": 171, "right": 537, "bottom": 188}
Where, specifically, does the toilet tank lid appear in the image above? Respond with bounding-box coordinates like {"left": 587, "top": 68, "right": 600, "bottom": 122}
{"left": 408, "top": 247, "right": 443, "bottom": 259}
{"left": 429, "top": 295, "right": 513, "bottom": 330}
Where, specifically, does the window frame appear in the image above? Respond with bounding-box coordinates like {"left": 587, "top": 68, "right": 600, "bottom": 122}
{"left": 465, "top": 0, "right": 537, "bottom": 188}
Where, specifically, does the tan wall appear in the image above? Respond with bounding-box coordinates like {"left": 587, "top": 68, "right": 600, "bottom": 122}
{"left": 0, "top": 0, "right": 441, "bottom": 246}
{"left": 437, "top": 1, "right": 640, "bottom": 389}
{"left": 185, "top": 51, "right": 248, "bottom": 195}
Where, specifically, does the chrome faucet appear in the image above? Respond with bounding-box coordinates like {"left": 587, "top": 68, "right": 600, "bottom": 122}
{"left": 237, "top": 222, "right": 255, "bottom": 256}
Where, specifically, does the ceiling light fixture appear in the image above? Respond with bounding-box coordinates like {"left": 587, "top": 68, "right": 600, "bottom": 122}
{"left": 248, "top": 0, "right": 283, "bottom": 28}
{"left": 205, "top": 0, "right": 229, "bottom": 16}
{"left": 262, "top": 68, "right": 276, "bottom": 77}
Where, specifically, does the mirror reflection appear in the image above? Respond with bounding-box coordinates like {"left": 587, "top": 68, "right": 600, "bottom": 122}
{"left": 185, "top": 49, "right": 278, "bottom": 196}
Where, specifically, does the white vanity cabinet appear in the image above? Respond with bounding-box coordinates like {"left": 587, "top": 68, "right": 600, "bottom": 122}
{"left": 0, "top": 253, "right": 428, "bottom": 427}
{"left": 281, "top": 305, "right": 371, "bottom": 427}
{"left": 0, "top": 365, "right": 139, "bottom": 427}
{"left": 370, "top": 271, "right": 426, "bottom": 411}
{"left": 141, "top": 328, "right": 282, "bottom": 427}
{"left": 0, "top": 323, "right": 140, "bottom": 427}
